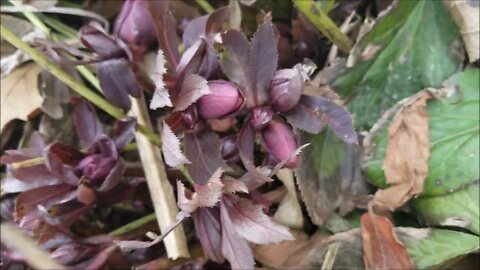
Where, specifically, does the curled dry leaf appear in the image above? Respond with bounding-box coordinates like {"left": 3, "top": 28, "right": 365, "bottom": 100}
{"left": 0, "top": 63, "right": 43, "bottom": 131}
{"left": 173, "top": 73, "right": 211, "bottom": 112}
{"left": 360, "top": 213, "right": 413, "bottom": 269}
{"left": 372, "top": 91, "right": 432, "bottom": 211}
{"left": 161, "top": 122, "right": 190, "bottom": 167}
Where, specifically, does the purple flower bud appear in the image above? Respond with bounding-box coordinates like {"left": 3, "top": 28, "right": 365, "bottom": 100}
{"left": 221, "top": 135, "right": 239, "bottom": 164}
{"left": 269, "top": 68, "right": 303, "bottom": 112}
{"left": 114, "top": 0, "right": 156, "bottom": 55}
{"left": 77, "top": 154, "right": 116, "bottom": 181}
{"left": 197, "top": 80, "right": 245, "bottom": 119}
{"left": 250, "top": 106, "right": 273, "bottom": 130}
{"left": 261, "top": 119, "right": 300, "bottom": 168}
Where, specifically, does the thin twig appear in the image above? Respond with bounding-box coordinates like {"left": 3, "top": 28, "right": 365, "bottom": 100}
{"left": 293, "top": 0, "right": 353, "bottom": 53}
{"left": 129, "top": 94, "right": 189, "bottom": 259}
{"left": 1, "top": 222, "right": 66, "bottom": 270}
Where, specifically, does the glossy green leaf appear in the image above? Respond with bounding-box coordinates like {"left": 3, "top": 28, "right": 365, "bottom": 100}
{"left": 411, "top": 182, "right": 479, "bottom": 234}
{"left": 398, "top": 228, "right": 480, "bottom": 268}
{"left": 364, "top": 69, "right": 479, "bottom": 196}
{"left": 333, "top": 0, "right": 462, "bottom": 129}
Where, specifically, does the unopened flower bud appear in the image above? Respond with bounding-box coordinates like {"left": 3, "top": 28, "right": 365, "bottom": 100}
{"left": 261, "top": 119, "right": 299, "bottom": 168}
{"left": 221, "top": 135, "right": 239, "bottom": 164}
{"left": 77, "top": 154, "right": 116, "bottom": 181}
{"left": 197, "top": 80, "right": 244, "bottom": 119}
{"left": 269, "top": 68, "right": 303, "bottom": 112}
{"left": 250, "top": 106, "right": 273, "bottom": 130}
{"left": 114, "top": 0, "right": 156, "bottom": 54}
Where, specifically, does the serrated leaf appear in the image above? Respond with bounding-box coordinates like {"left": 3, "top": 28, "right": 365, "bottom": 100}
{"left": 285, "top": 95, "right": 357, "bottom": 143}
{"left": 161, "top": 122, "right": 190, "bottom": 167}
{"left": 219, "top": 30, "right": 252, "bottom": 103}
{"left": 249, "top": 21, "right": 278, "bottom": 106}
{"left": 295, "top": 130, "right": 368, "bottom": 225}
{"left": 173, "top": 73, "right": 210, "bottom": 112}
{"left": 184, "top": 129, "right": 226, "bottom": 185}
{"left": 192, "top": 207, "right": 224, "bottom": 263}
{"left": 150, "top": 50, "right": 172, "bottom": 109}
{"left": 333, "top": 0, "right": 462, "bottom": 129}
{"left": 219, "top": 199, "right": 255, "bottom": 270}
{"left": 177, "top": 168, "right": 224, "bottom": 214}
{"left": 224, "top": 196, "right": 294, "bottom": 245}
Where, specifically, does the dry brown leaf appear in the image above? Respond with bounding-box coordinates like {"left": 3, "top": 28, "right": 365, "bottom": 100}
{"left": 1, "top": 63, "right": 43, "bottom": 131}
{"left": 360, "top": 213, "right": 413, "bottom": 270}
{"left": 444, "top": 0, "right": 480, "bottom": 62}
{"left": 372, "top": 91, "right": 431, "bottom": 211}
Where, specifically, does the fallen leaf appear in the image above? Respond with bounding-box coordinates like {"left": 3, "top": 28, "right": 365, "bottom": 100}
{"left": 1, "top": 63, "right": 43, "bottom": 131}
{"left": 361, "top": 213, "right": 413, "bottom": 269}
{"left": 161, "top": 122, "right": 190, "bottom": 167}
{"left": 373, "top": 91, "right": 431, "bottom": 211}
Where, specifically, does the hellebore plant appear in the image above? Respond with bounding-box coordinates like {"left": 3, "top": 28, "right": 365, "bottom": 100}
{"left": 1, "top": 99, "right": 136, "bottom": 228}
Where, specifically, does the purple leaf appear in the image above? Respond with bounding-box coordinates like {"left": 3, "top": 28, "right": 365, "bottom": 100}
{"left": 98, "top": 159, "right": 125, "bottom": 192}
{"left": 2, "top": 149, "right": 56, "bottom": 184}
{"left": 193, "top": 207, "right": 224, "bottom": 263}
{"left": 219, "top": 30, "right": 252, "bottom": 106}
{"left": 97, "top": 59, "right": 140, "bottom": 111}
{"left": 149, "top": 50, "right": 172, "bottom": 109}
{"left": 73, "top": 99, "right": 103, "bottom": 148}
{"left": 237, "top": 122, "right": 255, "bottom": 166}
{"left": 50, "top": 243, "right": 95, "bottom": 265}
{"left": 113, "top": 117, "right": 136, "bottom": 151}
{"left": 146, "top": 1, "right": 180, "bottom": 70}
{"left": 184, "top": 129, "right": 226, "bottom": 185}
{"left": 82, "top": 245, "right": 119, "bottom": 270}
{"left": 285, "top": 95, "right": 357, "bottom": 143}
{"left": 15, "top": 184, "right": 76, "bottom": 221}
{"left": 249, "top": 21, "right": 278, "bottom": 106}
{"left": 161, "top": 122, "right": 190, "bottom": 167}
{"left": 176, "top": 40, "right": 218, "bottom": 81}
{"left": 79, "top": 24, "right": 126, "bottom": 60}
{"left": 183, "top": 16, "right": 208, "bottom": 49}
{"left": 238, "top": 166, "right": 273, "bottom": 191}
{"left": 223, "top": 196, "right": 294, "bottom": 244}
{"left": 43, "top": 145, "right": 80, "bottom": 185}
{"left": 47, "top": 143, "right": 85, "bottom": 167}
{"left": 205, "top": 7, "right": 229, "bottom": 37}
{"left": 219, "top": 199, "right": 255, "bottom": 269}
{"left": 174, "top": 74, "right": 210, "bottom": 112}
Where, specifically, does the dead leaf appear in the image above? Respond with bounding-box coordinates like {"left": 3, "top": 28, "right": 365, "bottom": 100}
{"left": 149, "top": 50, "right": 172, "bottom": 109}
{"left": 444, "top": 0, "right": 480, "bottom": 62}
{"left": 1, "top": 63, "right": 43, "bottom": 131}
{"left": 372, "top": 91, "right": 431, "bottom": 211}
{"left": 360, "top": 213, "right": 413, "bottom": 269}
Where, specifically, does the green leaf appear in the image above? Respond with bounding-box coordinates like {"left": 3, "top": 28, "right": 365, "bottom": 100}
{"left": 364, "top": 69, "right": 480, "bottom": 196}
{"left": 411, "top": 182, "right": 479, "bottom": 234}
{"left": 398, "top": 228, "right": 480, "bottom": 269}
{"left": 295, "top": 130, "right": 367, "bottom": 225}
{"left": 364, "top": 69, "right": 480, "bottom": 233}
{"left": 333, "top": 0, "right": 462, "bottom": 129}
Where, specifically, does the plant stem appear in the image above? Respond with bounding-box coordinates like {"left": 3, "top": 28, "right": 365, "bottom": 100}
{"left": 129, "top": 94, "right": 189, "bottom": 259}
{"left": 293, "top": 0, "right": 353, "bottom": 53}
{"left": 109, "top": 213, "right": 157, "bottom": 236}
{"left": 0, "top": 24, "right": 161, "bottom": 146}
{"left": 195, "top": 0, "right": 214, "bottom": 13}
